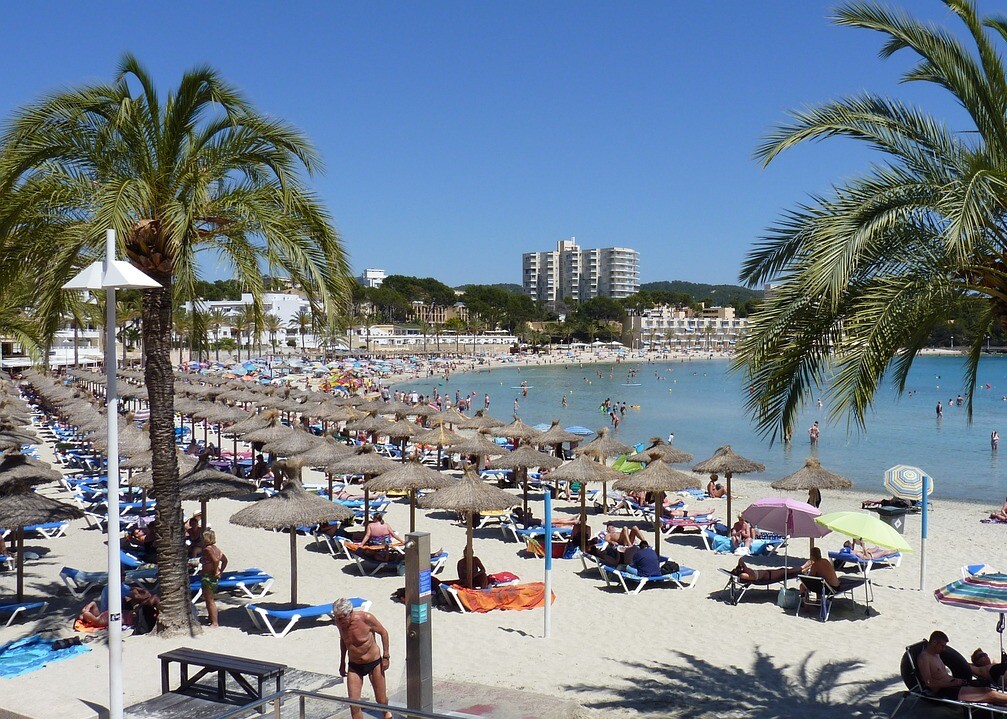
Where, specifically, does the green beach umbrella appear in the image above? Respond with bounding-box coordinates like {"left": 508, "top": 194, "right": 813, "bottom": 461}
{"left": 814, "top": 511, "right": 913, "bottom": 553}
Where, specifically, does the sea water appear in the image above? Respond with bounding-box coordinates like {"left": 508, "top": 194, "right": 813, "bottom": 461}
{"left": 396, "top": 354, "right": 1007, "bottom": 504}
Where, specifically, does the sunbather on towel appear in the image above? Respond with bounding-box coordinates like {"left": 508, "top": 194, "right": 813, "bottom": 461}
{"left": 799, "top": 547, "right": 840, "bottom": 600}
{"left": 990, "top": 497, "right": 1007, "bottom": 523}
{"left": 707, "top": 475, "right": 727, "bottom": 498}
{"left": 921, "top": 631, "right": 1007, "bottom": 705}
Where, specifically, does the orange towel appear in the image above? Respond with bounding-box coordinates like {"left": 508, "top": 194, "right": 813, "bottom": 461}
{"left": 453, "top": 582, "right": 555, "bottom": 613}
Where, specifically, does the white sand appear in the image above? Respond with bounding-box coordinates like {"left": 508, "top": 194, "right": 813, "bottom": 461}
{"left": 2, "top": 379, "right": 1001, "bottom": 718}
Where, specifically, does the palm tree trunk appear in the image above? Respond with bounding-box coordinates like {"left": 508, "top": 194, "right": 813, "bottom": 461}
{"left": 142, "top": 275, "right": 197, "bottom": 636}
{"left": 72, "top": 320, "right": 79, "bottom": 367}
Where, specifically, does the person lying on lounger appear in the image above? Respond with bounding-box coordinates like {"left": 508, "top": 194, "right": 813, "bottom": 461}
{"left": 601, "top": 524, "right": 648, "bottom": 547}
{"left": 730, "top": 557, "right": 794, "bottom": 584}
{"left": 841, "top": 539, "right": 899, "bottom": 560}
{"left": 920, "top": 631, "right": 1007, "bottom": 705}
{"left": 971, "top": 647, "right": 1007, "bottom": 688}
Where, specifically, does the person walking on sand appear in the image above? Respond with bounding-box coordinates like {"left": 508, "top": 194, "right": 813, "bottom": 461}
{"left": 334, "top": 597, "right": 393, "bottom": 719}
{"left": 199, "top": 529, "right": 227, "bottom": 627}
{"left": 809, "top": 421, "right": 820, "bottom": 445}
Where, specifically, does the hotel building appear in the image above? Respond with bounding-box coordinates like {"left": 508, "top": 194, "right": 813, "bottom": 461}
{"left": 522, "top": 238, "right": 639, "bottom": 307}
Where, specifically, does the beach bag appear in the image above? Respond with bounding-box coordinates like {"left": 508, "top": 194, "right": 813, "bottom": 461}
{"left": 660, "top": 560, "right": 680, "bottom": 575}
{"left": 776, "top": 588, "right": 800, "bottom": 610}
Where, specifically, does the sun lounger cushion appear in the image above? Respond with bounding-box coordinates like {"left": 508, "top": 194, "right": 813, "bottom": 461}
{"left": 449, "top": 582, "right": 555, "bottom": 613}
{"left": 0, "top": 634, "right": 90, "bottom": 678}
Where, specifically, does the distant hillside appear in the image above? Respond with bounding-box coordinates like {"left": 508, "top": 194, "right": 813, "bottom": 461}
{"left": 640, "top": 281, "right": 761, "bottom": 305}
{"left": 457, "top": 283, "right": 525, "bottom": 295}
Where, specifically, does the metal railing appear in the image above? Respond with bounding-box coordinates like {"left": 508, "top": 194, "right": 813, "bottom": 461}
{"left": 210, "top": 687, "right": 478, "bottom": 719}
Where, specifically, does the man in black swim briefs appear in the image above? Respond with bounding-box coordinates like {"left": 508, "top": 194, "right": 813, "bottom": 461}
{"left": 335, "top": 597, "right": 393, "bottom": 719}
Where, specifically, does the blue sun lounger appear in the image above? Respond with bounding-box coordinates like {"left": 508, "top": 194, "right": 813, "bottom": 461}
{"left": 245, "top": 597, "right": 372, "bottom": 638}
{"left": 828, "top": 548, "right": 902, "bottom": 577}
{"left": 0, "top": 601, "right": 48, "bottom": 627}
{"left": 190, "top": 569, "right": 274, "bottom": 603}
{"left": 598, "top": 565, "right": 699, "bottom": 594}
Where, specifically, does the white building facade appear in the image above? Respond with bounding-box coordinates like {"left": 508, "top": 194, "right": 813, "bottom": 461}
{"left": 523, "top": 238, "right": 639, "bottom": 306}
{"left": 625, "top": 305, "right": 749, "bottom": 352}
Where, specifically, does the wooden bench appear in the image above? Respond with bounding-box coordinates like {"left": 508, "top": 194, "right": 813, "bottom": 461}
{"left": 159, "top": 647, "right": 286, "bottom": 707}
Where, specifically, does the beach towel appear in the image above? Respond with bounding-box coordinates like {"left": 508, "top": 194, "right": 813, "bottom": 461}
{"left": 0, "top": 635, "right": 90, "bottom": 678}
{"left": 982, "top": 517, "right": 1007, "bottom": 524}
{"left": 452, "top": 582, "right": 555, "bottom": 613}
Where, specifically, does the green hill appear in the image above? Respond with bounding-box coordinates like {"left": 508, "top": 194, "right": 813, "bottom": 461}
{"left": 640, "top": 281, "right": 762, "bottom": 305}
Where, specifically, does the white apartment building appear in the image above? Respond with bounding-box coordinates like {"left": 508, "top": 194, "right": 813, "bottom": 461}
{"left": 358, "top": 268, "right": 387, "bottom": 288}
{"left": 186, "top": 292, "right": 321, "bottom": 348}
{"left": 624, "top": 305, "right": 748, "bottom": 352}
{"left": 522, "top": 238, "right": 639, "bottom": 306}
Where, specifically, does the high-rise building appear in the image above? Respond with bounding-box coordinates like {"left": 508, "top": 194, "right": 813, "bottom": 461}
{"left": 358, "top": 268, "right": 387, "bottom": 288}
{"left": 522, "top": 238, "right": 639, "bottom": 306}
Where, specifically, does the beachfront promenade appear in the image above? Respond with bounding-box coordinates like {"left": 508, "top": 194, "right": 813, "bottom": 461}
{"left": 0, "top": 352, "right": 1002, "bottom": 719}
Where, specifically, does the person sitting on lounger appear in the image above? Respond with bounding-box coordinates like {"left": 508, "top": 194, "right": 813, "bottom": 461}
{"left": 630, "top": 540, "right": 662, "bottom": 577}
{"left": 920, "top": 631, "right": 1007, "bottom": 705}
{"left": 707, "top": 474, "right": 727, "bottom": 498}
{"left": 456, "top": 549, "right": 489, "bottom": 589}
{"left": 799, "top": 547, "right": 840, "bottom": 599}
{"left": 730, "top": 513, "right": 753, "bottom": 551}
{"left": 730, "top": 557, "right": 793, "bottom": 584}
{"left": 361, "top": 514, "right": 402, "bottom": 546}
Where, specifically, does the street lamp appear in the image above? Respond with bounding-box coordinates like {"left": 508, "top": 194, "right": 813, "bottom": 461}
{"left": 63, "top": 230, "right": 160, "bottom": 719}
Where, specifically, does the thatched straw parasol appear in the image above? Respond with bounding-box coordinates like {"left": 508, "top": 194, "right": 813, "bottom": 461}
{"left": 487, "top": 444, "right": 563, "bottom": 516}
{"left": 427, "top": 407, "right": 469, "bottom": 427}
{"left": 261, "top": 427, "right": 319, "bottom": 458}
{"left": 0, "top": 454, "right": 62, "bottom": 489}
{"left": 573, "top": 427, "right": 633, "bottom": 512}
{"left": 0, "top": 485, "right": 82, "bottom": 601}
{"left": 385, "top": 418, "right": 419, "bottom": 463}
{"left": 613, "top": 454, "right": 701, "bottom": 554}
{"left": 450, "top": 430, "right": 509, "bottom": 462}
{"left": 536, "top": 421, "right": 584, "bottom": 458}
{"left": 329, "top": 445, "right": 399, "bottom": 523}
{"left": 549, "top": 456, "right": 624, "bottom": 550}
{"left": 457, "top": 410, "right": 506, "bottom": 430}
{"left": 627, "top": 438, "right": 694, "bottom": 465}
{"left": 363, "top": 457, "right": 455, "bottom": 531}
{"left": 288, "top": 436, "right": 356, "bottom": 499}
{"left": 488, "top": 416, "right": 545, "bottom": 447}
{"left": 229, "top": 463, "right": 353, "bottom": 604}
{"left": 770, "top": 456, "right": 852, "bottom": 509}
{"left": 419, "top": 467, "right": 518, "bottom": 587}
{"left": 344, "top": 413, "right": 397, "bottom": 442}
{"left": 693, "top": 445, "right": 766, "bottom": 529}
{"left": 155, "top": 457, "right": 256, "bottom": 534}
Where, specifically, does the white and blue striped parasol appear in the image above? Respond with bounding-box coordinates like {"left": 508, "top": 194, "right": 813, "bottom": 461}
{"left": 883, "top": 465, "right": 934, "bottom": 501}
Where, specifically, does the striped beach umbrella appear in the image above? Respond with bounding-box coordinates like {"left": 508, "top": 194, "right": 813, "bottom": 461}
{"left": 883, "top": 465, "right": 934, "bottom": 501}
{"left": 935, "top": 572, "right": 1007, "bottom": 653}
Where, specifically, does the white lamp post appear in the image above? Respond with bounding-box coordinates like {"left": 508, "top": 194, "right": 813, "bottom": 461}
{"left": 63, "top": 229, "right": 160, "bottom": 719}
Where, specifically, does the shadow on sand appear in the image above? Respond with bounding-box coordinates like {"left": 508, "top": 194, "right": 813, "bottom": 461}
{"left": 564, "top": 649, "right": 901, "bottom": 718}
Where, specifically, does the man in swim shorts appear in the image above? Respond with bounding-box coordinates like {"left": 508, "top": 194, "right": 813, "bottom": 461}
{"left": 919, "top": 630, "right": 1007, "bottom": 705}
{"left": 335, "top": 597, "right": 392, "bottom": 719}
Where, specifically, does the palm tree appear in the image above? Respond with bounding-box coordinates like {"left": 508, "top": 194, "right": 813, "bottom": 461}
{"left": 0, "top": 55, "right": 350, "bottom": 634}
{"left": 229, "top": 312, "right": 248, "bottom": 363}
{"left": 239, "top": 305, "right": 259, "bottom": 360}
{"left": 418, "top": 319, "right": 430, "bottom": 355}
{"left": 263, "top": 313, "right": 282, "bottom": 353}
{"left": 207, "top": 308, "right": 229, "bottom": 362}
{"left": 735, "top": 1, "right": 1007, "bottom": 442}
{"left": 444, "top": 317, "right": 466, "bottom": 354}
{"left": 288, "top": 307, "right": 312, "bottom": 351}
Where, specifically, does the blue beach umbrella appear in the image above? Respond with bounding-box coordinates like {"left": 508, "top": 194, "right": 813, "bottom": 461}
{"left": 563, "top": 426, "right": 594, "bottom": 437}
{"left": 884, "top": 464, "right": 934, "bottom": 591}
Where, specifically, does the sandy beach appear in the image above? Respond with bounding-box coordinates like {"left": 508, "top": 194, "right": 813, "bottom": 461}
{"left": 0, "top": 361, "right": 998, "bottom": 719}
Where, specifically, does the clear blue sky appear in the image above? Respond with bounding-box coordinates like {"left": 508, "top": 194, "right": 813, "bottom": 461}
{"left": 2, "top": 2, "right": 974, "bottom": 287}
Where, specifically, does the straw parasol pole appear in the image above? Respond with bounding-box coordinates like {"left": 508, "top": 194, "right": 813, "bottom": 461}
{"left": 693, "top": 445, "right": 766, "bottom": 531}
{"left": 548, "top": 456, "right": 623, "bottom": 551}
{"left": 229, "top": 462, "right": 353, "bottom": 604}
{"left": 363, "top": 458, "right": 455, "bottom": 532}
{"left": 419, "top": 467, "right": 517, "bottom": 587}
{"left": 612, "top": 454, "right": 701, "bottom": 555}
{"left": 487, "top": 443, "right": 563, "bottom": 516}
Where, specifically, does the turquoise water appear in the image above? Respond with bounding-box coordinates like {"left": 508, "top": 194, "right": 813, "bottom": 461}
{"left": 396, "top": 355, "right": 1007, "bottom": 503}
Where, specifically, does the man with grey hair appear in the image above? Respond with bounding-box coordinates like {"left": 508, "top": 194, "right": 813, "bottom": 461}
{"left": 333, "top": 598, "right": 392, "bottom": 719}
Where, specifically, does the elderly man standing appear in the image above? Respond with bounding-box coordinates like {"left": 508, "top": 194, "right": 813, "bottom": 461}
{"left": 334, "top": 597, "right": 393, "bottom": 719}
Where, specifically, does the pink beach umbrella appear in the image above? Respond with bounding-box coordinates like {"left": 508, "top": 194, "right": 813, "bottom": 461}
{"left": 742, "top": 497, "right": 831, "bottom": 586}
